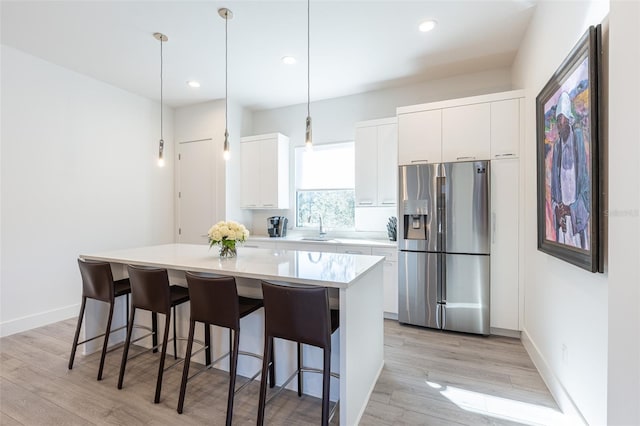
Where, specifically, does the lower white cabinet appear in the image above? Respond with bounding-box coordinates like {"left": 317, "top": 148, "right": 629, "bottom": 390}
{"left": 490, "top": 159, "right": 520, "bottom": 330}
{"left": 372, "top": 247, "right": 398, "bottom": 316}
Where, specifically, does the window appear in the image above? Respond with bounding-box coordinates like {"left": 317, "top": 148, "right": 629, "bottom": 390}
{"left": 295, "top": 142, "right": 355, "bottom": 228}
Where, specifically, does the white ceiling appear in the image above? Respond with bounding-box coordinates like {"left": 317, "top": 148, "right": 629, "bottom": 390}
{"left": 0, "top": 1, "right": 536, "bottom": 110}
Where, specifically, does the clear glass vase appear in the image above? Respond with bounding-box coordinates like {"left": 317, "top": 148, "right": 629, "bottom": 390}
{"left": 219, "top": 243, "right": 237, "bottom": 258}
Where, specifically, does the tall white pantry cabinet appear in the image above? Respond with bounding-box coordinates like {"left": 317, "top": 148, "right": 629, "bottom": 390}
{"left": 396, "top": 90, "right": 525, "bottom": 333}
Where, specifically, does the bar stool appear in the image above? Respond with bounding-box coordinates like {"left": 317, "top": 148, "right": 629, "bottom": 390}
{"left": 257, "top": 282, "right": 340, "bottom": 426}
{"left": 177, "top": 273, "right": 275, "bottom": 425}
{"left": 117, "top": 265, "right": 190, "bottom": 403}
{"left": 69, "top": 258, "right": 131, "bottom": 381}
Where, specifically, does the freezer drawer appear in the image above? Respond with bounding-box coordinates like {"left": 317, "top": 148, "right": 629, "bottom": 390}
{"left": 442, "top": 253, "right": 490, "bottom": 335}
{"left": 398, "top": 251, "right": 439, "bottom": 328}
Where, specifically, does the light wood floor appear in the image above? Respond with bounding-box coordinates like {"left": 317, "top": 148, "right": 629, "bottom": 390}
{"left": 0, "top": 319, "right": 560, "bottom": 425}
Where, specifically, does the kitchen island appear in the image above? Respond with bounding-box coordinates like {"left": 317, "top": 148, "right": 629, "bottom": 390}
{"left": 80, "top": 243, "right": 385, "bottom": 425}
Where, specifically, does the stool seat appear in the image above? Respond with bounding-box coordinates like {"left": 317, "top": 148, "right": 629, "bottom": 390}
{"left": 239, "top": 296, "right": 264, "bottom": 318}
{"left": 114, "top": 278, "right": 132, "bottom": 297}
{"left": 170, "top": 286, "right": 190, "bottom": 306}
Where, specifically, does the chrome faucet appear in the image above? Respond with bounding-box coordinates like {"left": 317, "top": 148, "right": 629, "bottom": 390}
{"left": 319, "top": 215, "right": 326, "bottom": 237}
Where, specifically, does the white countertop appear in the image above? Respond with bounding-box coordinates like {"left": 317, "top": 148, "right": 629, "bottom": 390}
{"left": 248, "top": 235, "right": 397, "bottom": 248}
{"left": 80, "top": 243, "right": 384, "bottom": 289}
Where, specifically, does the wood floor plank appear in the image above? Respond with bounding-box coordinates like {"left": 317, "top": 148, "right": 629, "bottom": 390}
{"left": 0, "top": 317, "right": 561, "bottom": 425}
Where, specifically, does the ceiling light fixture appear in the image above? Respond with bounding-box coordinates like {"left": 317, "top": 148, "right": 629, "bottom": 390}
{"left": 219, "top": 7, "right": 233, "bottom": 161}
{"left": 187, "top": 80, "right": 201, "bottom": 88}
{"left": 305, "top": 0, "right": 312, "bottom": 151}
{"left": 154, "top": 32, "right": 168, "bottom": 167}
{"left": 419, "top": 20, "right": 437, "bottom": 32}
{"left": 282, "top": 56, "right": 297, "bottom": 65}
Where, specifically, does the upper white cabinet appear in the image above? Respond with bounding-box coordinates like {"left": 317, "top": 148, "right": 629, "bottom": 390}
{"left": 397, "top": 109, "right": 442, "bottom": 165}
{"left": 240, "top": 133, "right": 289, "bottom": 209}
{"left": 490, "top": 98, "right": 522, "bottom": 159}
{"left": 442, "top": 103, "right": 491, "bottom": 162}
{"left": 355, "top": 118, "right": 398, "bottom": 207}
{"left": 397, "top": 90, "right": 524, "bottom": 164}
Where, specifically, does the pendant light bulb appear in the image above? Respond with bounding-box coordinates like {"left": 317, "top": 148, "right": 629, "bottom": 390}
{"left": 158, "top": 138, "right": 165, "bottom": 167}
{"left": 305, "top": 116, "right": 313, "bottom": 151}
{"left": 223, "top": 130, "right": 230, "bottom": 161}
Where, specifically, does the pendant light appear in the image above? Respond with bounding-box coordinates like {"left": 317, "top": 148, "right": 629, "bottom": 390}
{"left": 305, "top": 0, "right": 313, "bottom": 151}
{"left": 153, "top": 32, "right": 168, "bottom": 167}
{"left": 219, "top": 7, "right": 233, "bottom": 161}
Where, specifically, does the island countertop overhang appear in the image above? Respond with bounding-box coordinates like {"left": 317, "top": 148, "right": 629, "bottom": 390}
{"left": 79, "top": 243, "right": 385, "bottom": 289}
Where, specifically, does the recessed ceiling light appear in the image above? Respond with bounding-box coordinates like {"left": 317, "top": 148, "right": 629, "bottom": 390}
{"left": 281, "top": 56, "right": 297, "bottom": 65}
{"left": 419, "top": 20, "right": 437, "bottom": 32}
{"left": 187, "top": 81, "right": 201, "bottom": 88}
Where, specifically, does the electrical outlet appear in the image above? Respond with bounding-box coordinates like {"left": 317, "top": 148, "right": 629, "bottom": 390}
{"left": 562, "top": 344, "right": 569, "bottom": 365}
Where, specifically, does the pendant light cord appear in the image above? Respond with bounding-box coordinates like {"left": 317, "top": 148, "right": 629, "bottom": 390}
{"left": 307, "top": 0, "right": 310, "bottom": 118}
{"left": 160, "top": 36, "right": 164, "bottom": 141}
{"left": 225, "top": 10, "right": 228, "bottom": 134}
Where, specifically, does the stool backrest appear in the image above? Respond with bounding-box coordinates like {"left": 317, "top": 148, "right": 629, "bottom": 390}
{"left": 78, "top": 258, "right": 114, "bottom": 303}
{"left": 127, "top": 265, "right": 171, "bottom": 314}
{"left": 185, "top": 273, "right": 240, "bottom": 330}
{"left": 261, "top": 282, "right": 331, "bottom": 349}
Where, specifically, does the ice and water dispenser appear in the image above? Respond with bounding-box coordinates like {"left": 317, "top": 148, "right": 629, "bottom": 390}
{"left": 402, "top": 200, "right": 430, "bottom": 241}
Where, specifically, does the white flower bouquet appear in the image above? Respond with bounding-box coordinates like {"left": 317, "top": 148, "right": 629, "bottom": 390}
{"left": 208, "top": 220, "right": 250, "bottom": 258}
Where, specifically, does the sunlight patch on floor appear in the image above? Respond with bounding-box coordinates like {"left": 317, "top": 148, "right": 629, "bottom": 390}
{"left": 426, "top": 381, "right": 578, "bottom": 425}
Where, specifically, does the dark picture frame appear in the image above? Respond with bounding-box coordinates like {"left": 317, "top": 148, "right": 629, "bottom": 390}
{"left": 536, "top": 25, "right": 603, "bottom": 273}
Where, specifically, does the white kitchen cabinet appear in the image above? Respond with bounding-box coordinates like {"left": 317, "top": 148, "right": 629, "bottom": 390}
{"left": 372, "top": 247, "right": 398, "bottom": 317}
{"left": 240, "top": 133, "right": 289, "bottom": 209}
{"left": 398, "top": 109, "right": 442, "bottom": 165}
{"left": 490, "top": 158, "right": 520, "bottom": 330}
{"left": 491, "top": 98, "right": 521, "bottom": 159}
{"left": 442, "top": 103, "right": 491, "bottom": 162}
{"left": 355, "top": 118, "right": 398, "bottom": 207}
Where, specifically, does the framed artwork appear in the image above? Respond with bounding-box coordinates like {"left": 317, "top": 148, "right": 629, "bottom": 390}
{"left": 536, "top": 25, "right": 603, "bottom": 273}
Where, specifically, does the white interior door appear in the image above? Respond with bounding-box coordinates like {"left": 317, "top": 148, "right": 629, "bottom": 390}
{"left": 177, "top": 138, "right": 220, "bottom": 244}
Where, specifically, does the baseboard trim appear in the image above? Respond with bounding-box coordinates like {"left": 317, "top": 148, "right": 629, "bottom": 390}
{"left": 0, "top": 303, "right": 79, "bottom": 337}
{"left": 490, "top": 327, "right": 521, "bottom": 338}
{"left": 520, "top": 327, "right": 588, "bottom": 425}
{"left": 383, "top": 312, "right": 398, "bottom": 320}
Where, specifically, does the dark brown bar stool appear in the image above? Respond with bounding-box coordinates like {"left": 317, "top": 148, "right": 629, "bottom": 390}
{"left": 257, "top": 282, "right": 340, "bottom": 426}
{"left": 177, "top": 273, "right": 275, "bottom": 425}
{"left": 117, "top": 265, "right": 190, "bottom": 403}
{"left": 69, "top": 258, "right": 131, "bottom": 380}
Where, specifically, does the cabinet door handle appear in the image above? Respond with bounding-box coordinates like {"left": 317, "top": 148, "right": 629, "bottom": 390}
{"left": 358, "top": 201, "right": 374, "bottom": 205}
{"left": 244, "top": 245, "right": 259, "bottom": 248}
{"left": 456, "top": 156, "right": 476, "bottom": 160}
{"left": 410, "top": 160, "right": 428, "bottom": 163}
{"left": 262, "top": 204, "right": 275, "bottom": 207}
{"left": 494, "top": 153, "right": 515, "bottom": 158}
{"left": 344, "top": 250, "right": 363, "bottom": 254}
{"left": 381, "top": 201, "right": 396, "bottom": 205}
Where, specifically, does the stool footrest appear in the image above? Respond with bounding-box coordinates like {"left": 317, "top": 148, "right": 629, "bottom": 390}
{"left": 76, "top": 324, "right": 128, "bottom": 346}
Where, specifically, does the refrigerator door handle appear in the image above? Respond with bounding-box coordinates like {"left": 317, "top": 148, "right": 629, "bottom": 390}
{"left": 442, "top": 254, "right": 447, "bottom": 303}
{"left": 436, "top": 304, "right": 441, "bottom": 329}
{"left": 442, "top": 304, "right": 446, "bottom": 330}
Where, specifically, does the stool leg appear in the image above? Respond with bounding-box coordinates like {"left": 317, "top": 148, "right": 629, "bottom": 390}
{"left": 117, "top": 307, "right": 137, "bottom": 389}
{"left": 68, "top": 296, "right": 87, "bottom": 370}
{"left": 97, "top": 301, "right": 115, "bottom": 381}
{"left": 204, "top": 323, "right": 211, "bottom": 366}
{"left": 226, "top": 328, "right": 240, "bottom": 426}
{"left": 177, "top": 319, "right": 196, "bottom": 414}
{"left": 152, "top": 312, "right": 158, "bottom": 353}
{"left": 321, "top": 347, "right": 331, "bottom": 426}
{"left": 173, "top": 305, "right": 178, "bottom": 360}
{"left": 154, "top": 312, "right": 172, "bottom": 403}
{"left": 297, "top": 342, "right": 303, "bottom": 397}
{"left": 228, "top": 329, "right": 233, "bottom": 378}
{"left": 269, "top": 342, "right": 275, "bottom": 389}
{"left": 256, "top": 335, "right": 273, "bottom": 426}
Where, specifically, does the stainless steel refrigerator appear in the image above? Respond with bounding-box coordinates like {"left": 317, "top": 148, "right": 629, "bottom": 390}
{"left": 398, "top": 161, "right": 490, "bottom": 335}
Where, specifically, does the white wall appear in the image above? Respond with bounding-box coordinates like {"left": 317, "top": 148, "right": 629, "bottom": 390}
{"left": 249, "top": 68, "right": 512, "bottom": 235}
{"left": 511, "top": 2, "right": 610, "bottom": 424}
{"left": 607, "top": 1, "right": 640, "bottom": 425}
{"left": 0, "top": 46, "right": 175, "bottom": 336}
